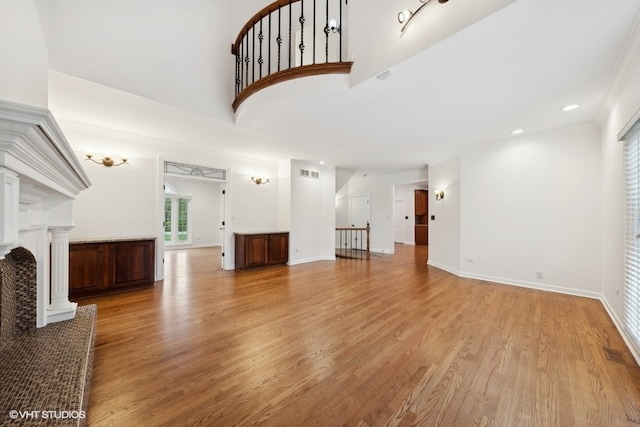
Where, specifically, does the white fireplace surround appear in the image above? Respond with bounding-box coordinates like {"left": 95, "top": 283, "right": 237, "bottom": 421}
{"left": 0, "top": 99, "right": 90, "bottom": 327}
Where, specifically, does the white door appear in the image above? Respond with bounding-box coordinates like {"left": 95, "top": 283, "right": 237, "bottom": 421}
{"left": 350, "top": 194, "right": 370, "bottom": 227}
{"left": 349, "top": 195, "right": 370, "bottom": 250}
{"left": 393, "top": 200, "right": 405, "bottom": 243}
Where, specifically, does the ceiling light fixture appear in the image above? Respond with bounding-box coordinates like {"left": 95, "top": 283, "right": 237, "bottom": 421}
{"left": 398, "top": 0, "right": 450, "bottom": 33}
{"left": 511, "top": 129, "right": 524, "bottom": 135}
{"left": 561, "top": 104, "right": 580, "bottom": 111}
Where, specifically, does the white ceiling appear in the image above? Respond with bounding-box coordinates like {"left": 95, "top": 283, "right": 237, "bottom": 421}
{"left": 40, "top": 0, "right": 640, "bottom": 173}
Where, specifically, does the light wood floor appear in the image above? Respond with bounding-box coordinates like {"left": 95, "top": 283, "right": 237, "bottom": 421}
{"left": 80, "top": 245, "right": 640, "bottom": 426}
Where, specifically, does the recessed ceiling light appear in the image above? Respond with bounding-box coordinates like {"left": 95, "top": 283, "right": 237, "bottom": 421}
{"left": 511, "top": 129, "right": 524, "bottom": 135}
{"left": 561, "top": 104, "right": 580, "bottom": 111}
{"left": 319, "top": 161, "right": 325, "bottom": 165}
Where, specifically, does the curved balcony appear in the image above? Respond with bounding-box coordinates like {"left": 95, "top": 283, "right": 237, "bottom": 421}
{"left": 231, "top": 0, "right": 353, "bottom": 112}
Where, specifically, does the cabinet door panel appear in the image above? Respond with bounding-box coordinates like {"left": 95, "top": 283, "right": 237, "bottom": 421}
{"left": 69, "top": 243, "right": 108, "bottom": 294}
{"left": 245, "top": 235, "right": 268, "bottom": 268}
{"left": 268, "top": 234, "right": 289, "bottom": 265}
{"left": 109, "top": 241, "right": 155, "bottom": 289}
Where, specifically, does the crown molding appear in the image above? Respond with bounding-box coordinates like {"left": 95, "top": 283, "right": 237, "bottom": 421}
{"left": 596, "top": 11, "right": 640, "bottom": 125}
{"left": 0, "top": 99, "right": 91, "bottom": 197}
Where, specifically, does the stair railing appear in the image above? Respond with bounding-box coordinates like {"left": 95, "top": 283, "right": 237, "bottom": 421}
{"left": 231, "top": 0, "right": 353, "bottom": 111}
{"left": 335, "top": 222, "right": 370, "bottom": 260}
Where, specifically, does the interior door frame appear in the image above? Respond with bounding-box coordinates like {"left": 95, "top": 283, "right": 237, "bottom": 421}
{"left": 156, "top": 157, "right": 230, "bottom": 277}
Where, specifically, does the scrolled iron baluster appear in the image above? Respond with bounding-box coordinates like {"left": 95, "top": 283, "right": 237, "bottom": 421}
{"left": 324, "top": 0, "right": 329, "bottom": 63}
{"left": 288, "top": 0, "right": 292, "bottom": 69}
{"left": 268, "top": 13, "right": 272, "bottom": 75}
{"left": 244, "top": 37, "right": 250, "bottom": 88}
{"left": 339, "top": 0, "right": 343, "bottom": 61}
{"left": 299, "top": 0, "right": 305, "bottom": 66}
{"left": 252, "top": 26, "right": 256, "bottom": 83}
{"left": 258, "top": 20, "right": 264, "bottom": 78}
{"left": 235, "top": 51, "right": 241, "bottom": 97}
{"left": 313, "top": 0, "right": 316, "bottom": 64}
{"left": 277, "top": 8, "right": 282, "bottom": 71}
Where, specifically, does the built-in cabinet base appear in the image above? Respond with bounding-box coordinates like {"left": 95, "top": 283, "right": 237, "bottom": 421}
{"left": 235, "top": 232, "right": 289, "bottom": 270}
{"left": 69, "top": 238, "right": 155, "bottom": 299}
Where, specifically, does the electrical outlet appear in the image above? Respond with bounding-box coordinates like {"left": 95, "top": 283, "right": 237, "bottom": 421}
{"left": 536, "top": 271, "right": 543, "bottom": 279}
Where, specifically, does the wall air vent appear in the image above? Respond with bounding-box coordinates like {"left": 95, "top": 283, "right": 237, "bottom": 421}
{"left": 300, "top": 169, "right": 320, "bottom": 179}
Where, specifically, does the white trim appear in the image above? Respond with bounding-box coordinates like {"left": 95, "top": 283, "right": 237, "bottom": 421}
{"left": 597, "top": 11, "right": 640, "bottom": 125}
{"left": 458, "top": 270, "right": 601, "bottom": 300}
{"left": 618, "top": 108, "right": 640, "bottom": 142}
{"left": 164, "top": 243, "right": 221, "bottom": 251}
{"left": 288, "top": 255, "right": 336, "bottom": 265}
{"left": 427, "top": 260, "right": 461, "bottom": 276}
{"left": 601, "top": 296, "right": 640, "bottom": 366}
{"left": 463, "top": 122, "right": 601, "bottom": 155}
{"left": 426, "top": 260, "right": 640, "bottom": 366}
{"left": 0, "top": 100, "right": 91, "bottom": 196}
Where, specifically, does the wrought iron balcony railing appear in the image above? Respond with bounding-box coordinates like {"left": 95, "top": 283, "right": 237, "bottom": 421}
{"left": 231, "top": 0, "right": 353, "bottom": 111}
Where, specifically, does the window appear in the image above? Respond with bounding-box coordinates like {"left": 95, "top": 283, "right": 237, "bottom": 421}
{"left": 624, "top": 124, "right": 640, "bottom": 351}
{"left": 164, "top": 195, "right": 192, "bottom": 245}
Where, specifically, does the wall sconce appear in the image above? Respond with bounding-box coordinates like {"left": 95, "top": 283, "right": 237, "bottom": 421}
{"left": 435, "top": 190, "right": 445, "bottom": 201}
{"left": 85, "top": 154, "right": 128, "bottom": 167}
{"left": 398, "top": 0, "right": 449, "bottom": 33}
{"left": 326, "top": 18, "right": 340, "bottom": 33}
{"left": 251, "top": 176, "right": 270, "bottom": 185}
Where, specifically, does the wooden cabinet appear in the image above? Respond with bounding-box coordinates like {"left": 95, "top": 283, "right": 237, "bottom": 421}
{"left": 69, "top": 239, "right": 155, "bottom": 298}
{"left": 414, "top": 190, "right": 429, "bottom": 245}
{"left": 415, "top": 225, "right": 428, "bottom": 245}
{"left": 235, "top": 232, "right": 289, "bottom": 270}
{"left": 415, "top": 190, "right": 428, "bottom": 216}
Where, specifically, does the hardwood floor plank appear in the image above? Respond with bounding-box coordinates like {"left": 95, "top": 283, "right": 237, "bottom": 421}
{"left": 80, "top": 245, "right": 640, "bottom": 426}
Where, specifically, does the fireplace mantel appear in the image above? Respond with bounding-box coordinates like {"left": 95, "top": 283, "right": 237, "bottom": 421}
{"left": 0, "top": 99, "right": 91, "bottom": 326}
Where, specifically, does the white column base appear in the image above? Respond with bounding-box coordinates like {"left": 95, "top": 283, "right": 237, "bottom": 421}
{"left": 47, "top": 302, "right": 78, "bottom": 323}
{"left": 49, "top": 226, "right": 75, "bottom": 324}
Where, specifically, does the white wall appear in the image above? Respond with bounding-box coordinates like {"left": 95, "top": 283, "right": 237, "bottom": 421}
{"left": 428, "top": 156, "right": 461, "bottom": 272}
{"left": 71, "top": 155, "right": 157, "bottom": 241}
{"left": 165, "top": 176, "right": 223, "bottom": 248}
{"left": 231, "top": 170, "right": 279, "bottom": 233}
{"left": 289, "top": 159, "right": 336, "bottom": 264}
{"left": 600, "top": 23, "right": 640, "bottom": 361}
{"left": 347, "top": 169, "right": 428, "bottom": 254}
{"left": 459, "top": 126, "right": 601, "bottom": 296}
{"left": 0, "top": 0, "right": 49, "bottom": 108}
{"left": 348, "top": 0, "right": 515, "bottom": 85}
{"left": 277, "top": 160, "right": 291, "bottom": 232}
{"left": 61, "top": 126, "right": 280, "bottom": 272}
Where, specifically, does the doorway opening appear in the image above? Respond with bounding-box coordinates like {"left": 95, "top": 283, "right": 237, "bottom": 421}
{"left": 392, "top": 183, "right": 429, "bottom": 246}
{"left": 161, "top": 161, "right": 228, "bottom": 272}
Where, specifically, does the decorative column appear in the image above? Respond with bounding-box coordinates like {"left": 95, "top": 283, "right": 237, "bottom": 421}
{"left": 48, "top": 226, "right": 77, "bottom": 323}
{"left": 0, "top": 168, "right": 19, "bottom": 259}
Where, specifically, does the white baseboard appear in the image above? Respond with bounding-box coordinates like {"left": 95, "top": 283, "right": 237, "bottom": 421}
{"left": 459, "top": 271, "right": 601, "bottom": 300}
{"left": 427, "top": 260, "right": 640, "bottom": 366}
{"left": 288, "top": 255, "right": 335, "bottom": 266}
{"left": 164, "top": 243, "right": 220, "bottom": 251}
{"left": 600, "top": 296, "right": 640, "bottom": 366}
